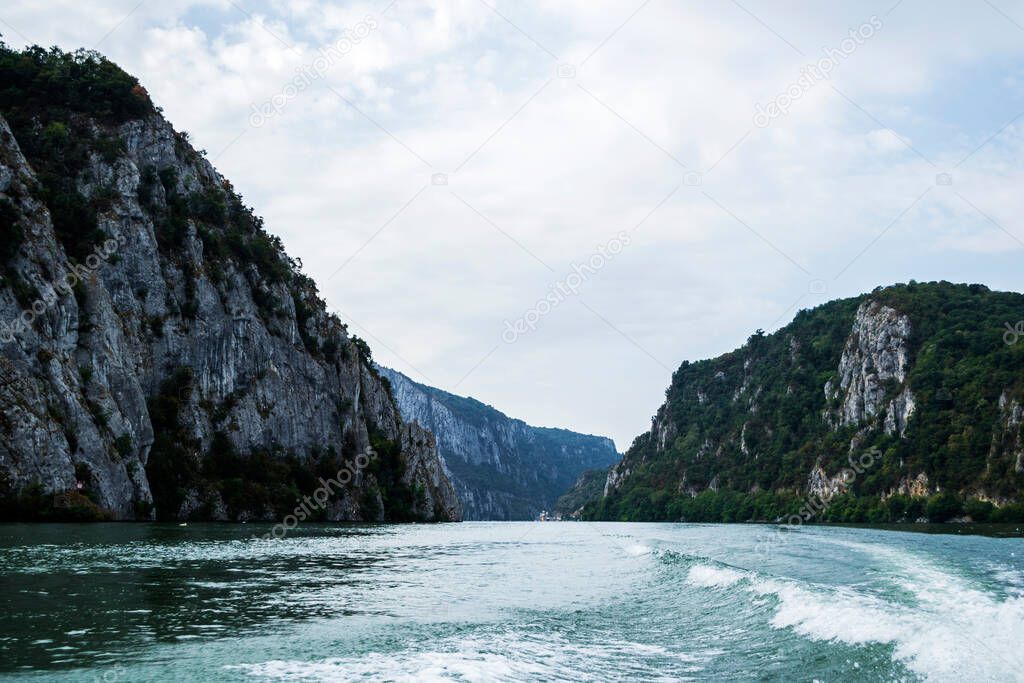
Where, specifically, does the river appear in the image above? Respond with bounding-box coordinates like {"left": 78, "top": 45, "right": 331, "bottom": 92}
{"left": 1, "top": 522, "right": 1022, "bottom": 681}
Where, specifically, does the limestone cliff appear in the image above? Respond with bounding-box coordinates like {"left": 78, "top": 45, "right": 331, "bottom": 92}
{"left": 832, "top": 301, "right": 913, "bottom": 427}
{"left": 0, "top": 47, "right": 459, "bottom": 522}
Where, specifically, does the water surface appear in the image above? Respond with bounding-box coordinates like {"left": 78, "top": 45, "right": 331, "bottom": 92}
{"left": 1, "top": 522, "right": 1022, "bottom": 681}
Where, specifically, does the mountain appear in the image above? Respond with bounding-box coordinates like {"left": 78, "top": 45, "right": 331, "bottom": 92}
{"left": 377, "top": 367, "right": 619, "bottom": 520}
{"left": 554, "top": 468, "right": 609, "bottom": 518}
{"left": 585, "top": 282, "right": 1024, "bottom": 523}
{"left": 0, "top": 44, "right": 459, "bottom": 522}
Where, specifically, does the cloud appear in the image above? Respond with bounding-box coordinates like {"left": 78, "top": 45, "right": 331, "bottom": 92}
{"left": 4, "top": 0, "right": 1024, "bottom": 448}
{"left": 865, "top": 128, "right": 912, "bottom": 154}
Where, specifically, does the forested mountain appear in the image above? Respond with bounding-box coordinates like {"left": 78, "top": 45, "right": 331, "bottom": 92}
{"left": 586, "top": 282, "right": 1024, "bottom": 523}
{"left": 0, "top": 44, "right": 459, "bottom": 522}
{"left": 378, "top": 367, "right": 619, "bottom": 520}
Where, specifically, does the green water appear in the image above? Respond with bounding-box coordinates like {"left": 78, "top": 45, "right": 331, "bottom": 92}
{"left": 1, "top": 522, "right": 1022, "bottom": 681}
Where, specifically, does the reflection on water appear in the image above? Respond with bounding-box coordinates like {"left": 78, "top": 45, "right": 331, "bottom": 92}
{"left": 1, "top": 524, "right": 391, "bottom": 670}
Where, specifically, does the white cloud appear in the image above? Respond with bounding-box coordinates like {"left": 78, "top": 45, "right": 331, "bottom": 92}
{"left": 866, "top": 128, "right": 911, "bottom": 154}
{"left": 4, "top": 0, "right": 1024, "bottom": 448}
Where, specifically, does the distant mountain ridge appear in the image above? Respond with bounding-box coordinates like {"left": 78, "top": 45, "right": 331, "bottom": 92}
{"left": 377, "top": 366, "right": 619, "bottom": 520}
{"left": 585, "top": 282, "right": 1024, "bottom": 523}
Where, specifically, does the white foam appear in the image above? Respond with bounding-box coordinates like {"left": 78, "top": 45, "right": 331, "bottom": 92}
{"left": 687, "top": 544, "right": 1024, "bottom": 681}
{"left": 232, "top": 651, "right": 544, "bottom": 682}
{"left": 987, "top": 563, "right": 1024, "bottom": 596}
{"left": 685, "top": 565, "right": 745, "bottom": 588}
{"left": 748, "top": 578, "right": 901, "bottom": 643}
{"left": 229, "top": 633, "right": 711, "bottom": 682}
{"left": 625, "top": 543, "right": 652, "bottom": 556}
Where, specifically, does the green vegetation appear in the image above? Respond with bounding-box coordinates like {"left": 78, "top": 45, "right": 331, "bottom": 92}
{"left": 351, "top": 336, "right": 373, "bottom": 364}
{"left": 554, "top": 468, "right": 609, "bottom": 517}
{"left": 142, "top": 367, "right": 424, "bottom": 521}
{"left": 200, "top": 431, "right": 340, "bottom": 521}
{"left": 0, "top": 43, "right": 155, "bottom": 261}
{"left": 0, "top": 43, "right": 154, "bottom": 124}
{"left": 7, "top": 271, "right": 37, "bottom": 308}
{"left": 0, "top": 44, "right": 301, "bottom": 318}
{"left": 196, "top": 187, "right": 292, "bottom": 285}
{"left": 292, "top": 292, "right": 319, "bottom": 354}
{"left": 0, "top": 463, "right": 113, "bottom": 521}
{"left": 0, "top": 44, "right": 352, "bottom": 340}
{"left": 0, "top": 197, "right": 23, "bottom": 263}
{"left": 586, "top": 282, "right": 1024, "bottom": 523}
{"left": 143, "top": 367, "right": 337, "bottom": 520}
{"left": 113, "top": 434, "right": 133, "bottom": 459}
{"left": 585, "top": 487, "right": 1024, "bottom": 524}
{"left": 365, "top": 428, "right": 420, "bottom": 522}
{"left": 143, "top": 367, "right": 200, "bottom": 519}
{"left": 0, "top": 483, "right": 114, "bottom": 521}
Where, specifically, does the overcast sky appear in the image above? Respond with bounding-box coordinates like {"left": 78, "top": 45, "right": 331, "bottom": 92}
{"left": 3, "top": 0, "right": 1024, "bottom": 450}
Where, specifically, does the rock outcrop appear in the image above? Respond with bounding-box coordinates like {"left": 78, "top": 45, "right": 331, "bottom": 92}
{"left": 892, "top": 472, "right": 931, "bottom": 499}
{"left": 378, "top": 366, "right": 619, "bottom": 520}
{"left": 806, "top": 465, "right": 848, "bottom": 499}
{"left": 993, "top": 392, "right": 1024, "bottom": 476}
{"left": 833, "top": 301, "right": 915, "bottom": 429}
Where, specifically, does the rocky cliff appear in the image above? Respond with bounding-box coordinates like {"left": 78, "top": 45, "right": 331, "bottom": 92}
{"left": 378, "top": 366, "right": 619, "bottom": 520}
{"left": 0, "top": 45, "right": 459, "bottom": 522}
{"left": 832, "top": 301, "right": 914, "bottom": 430}
{"left": 589, "top": 282, "right": 1024, "bottom": 523}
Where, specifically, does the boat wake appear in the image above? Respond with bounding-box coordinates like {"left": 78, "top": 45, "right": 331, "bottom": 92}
{"left": 230, "top": 632, "right": 713, "bottom": 682}
{"left": 678, "top": 540, "right": 1024, "bottom": 681}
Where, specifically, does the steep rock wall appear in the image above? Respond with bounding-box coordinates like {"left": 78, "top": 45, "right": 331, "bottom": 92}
{"left": 0, "top": 107, "right": 459, "bottom": 522}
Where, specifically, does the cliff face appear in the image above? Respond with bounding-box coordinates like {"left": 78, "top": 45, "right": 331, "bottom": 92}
{"left": 0, "top": 47, "right": 459, "bottom": 522}
{"left": 833, "top": 301, "right": 913, "bottom": 430}
{"left": 378, "top": 366, "right": 619, "bottom": 520}
{"left": 591, "top": 283, "right": 1024, "bottom": 522}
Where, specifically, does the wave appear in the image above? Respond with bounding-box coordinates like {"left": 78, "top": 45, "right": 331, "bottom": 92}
{"left": 681, "top": 541, "right": 1024, "bottom": 681}
{"left": 624, "top": 543, "right": 653, "bottom": 556}
{"left": 685, "top": 565, "right": 745, "bottom": 589}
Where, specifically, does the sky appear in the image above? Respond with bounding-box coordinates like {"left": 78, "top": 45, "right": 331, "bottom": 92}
{"left": 2, "top": 0, "right": 1024, "bottom": 451}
